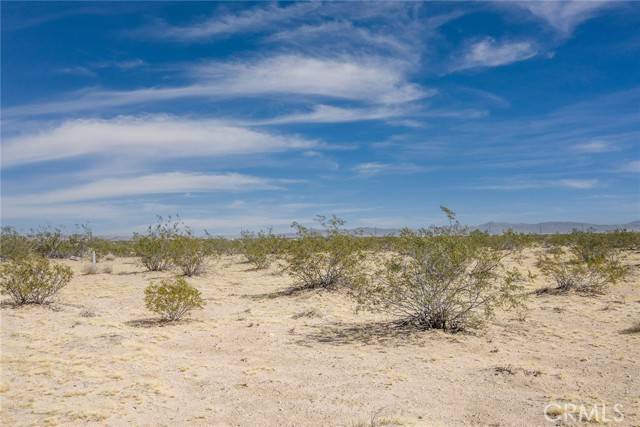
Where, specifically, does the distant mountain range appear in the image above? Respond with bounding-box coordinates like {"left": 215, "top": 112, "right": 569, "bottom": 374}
{"left": 472, "top": 221, "right": 640, "bottom": 235}
{"left": 99, "top": 221, "right": 640, "bottom": 239}
{"left": 346, "top": 221, "right": 640, "bottom": 236}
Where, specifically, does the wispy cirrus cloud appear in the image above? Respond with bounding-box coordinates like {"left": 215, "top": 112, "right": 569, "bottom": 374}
{"left": 245, "top": 104, "right": 415, "bottom": 126}
{"left": 450, "top": 37, "right": 539, "bottom": 72}
{"left": 5, "top": 172, "right": 278, "bottom": 205}
{"left": 130, "top": 2, "right": 320, "bottom": 41}
{"left": 188, "top": 55, "right": 429, "bottom": 105}
{"left": 129, "top": 2, "right": 416, "bottom": 42}
{"left": 512, "top": 1, "right": 611, "bottom": 36}
{"left": 470, "top": 178, "right": 600, "bottom": 191}
{"left": 618, "top": 160, "right": 640, "bottom": 173}
{"left": 571, "top": 140, "right": 617, "bottom": 153}
{"left": 1, "top": 115, "right": 317, "bottom": 168}
{"left": 5, "top": 55, "right": 429, "bottom": 119}
{"left": 353, "top": 162, "right": 429, "bottom": 177}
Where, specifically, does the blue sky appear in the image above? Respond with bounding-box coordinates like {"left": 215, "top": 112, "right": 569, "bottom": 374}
{"left": 1, "top": 1, "right": 639, "bottom": 235}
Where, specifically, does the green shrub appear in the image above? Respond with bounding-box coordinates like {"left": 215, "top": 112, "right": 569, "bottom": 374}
{"left": 0, "top": 256, "right": 73, "bottom": 305}
{"left": 171, "top": 233, "right": 208, "bottom": 276}
{"left": 144, "top": 277, "right": 205, "bottom": 321}
{"left": 0, "top": 227, "right": 33, "bottom": 260}
{"left": 281, "top": 216, "right": 366, "bottom": 289}
{"left": 240, "top": 229, "right": 282, "bottom": 269}
{"left": 133, "top": 217, "right": 179, "bottom": 271}
{"left": 63, "top": 224, "right": 94, "bottom": 258}
{"left": 569, "top": 230, "right": 614, "bottom": 263}
{"left": 29, "top": 226, "right": 65, "bottom": 258}
{"left": 352, "top": 207, "right": 527, "bottom": 332}
{"left": 537, "top": 246, "right": 627, "bottom": 294}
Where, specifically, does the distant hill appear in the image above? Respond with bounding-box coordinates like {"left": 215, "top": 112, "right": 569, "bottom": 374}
{"left": 473, "top": 221, "right": 640, "bottom": 235}
{"left": 344, "top": 221, "right": 640, "bottom": 236}
{"left": 98, "top": 221, "right": 640, "bottom": 239}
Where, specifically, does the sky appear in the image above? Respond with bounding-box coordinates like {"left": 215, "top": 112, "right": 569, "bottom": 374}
{"left": 1, "top": 1, "right": 639, "bottom": 235}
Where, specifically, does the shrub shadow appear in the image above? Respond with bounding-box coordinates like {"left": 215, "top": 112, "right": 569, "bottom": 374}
{"left": 124, "top": 317, "right": 193, "bottom": 328}
{"left": 299, "top": 320, "right": 429, "bottom": 346}
{"left": 620, "top": 324, "right": 640, "bottom": 335}
{"left": 532, "top": 287, "right": 566, "bottom": 296}
{"left": 0, "top": 300, "right": 19, "bottom": 309}
{"left": 243, "top": 283, "right": 329, "bottom": 300}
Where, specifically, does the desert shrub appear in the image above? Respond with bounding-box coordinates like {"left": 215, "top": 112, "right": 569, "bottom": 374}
{"left": 144, "top": 277, "right": 205, "bottom": 321}
{"left": 102, "top": 264, "right": 113, "bottom": 274}
{"left": 481, "top": 229, "right": 534, "bottom": 251}
{"left": 202, "top": 234, "right": 238, "bottom": 256}
{"left": 67, "top": 225, "right": 95, "bottom": 258}
{"left": 91, "top": 239, "right": 135, "bottom": 257}
{"left": 29, "top": 226, "right": 65, "bottom": 258}
{"left": 606, "top": 230, "right": 640, "bottom": 250}
{"left": 569, "top": 231, "right": 615, "bottom": 263}
{"left": 352, "top": 207, "right": 528, "bottom": 332}
{"left": 0, "top": 256, "right": 73, "bottom": 305}
{"left": 281, "top": 215, "right": 366, "bottom": 289}
{"left": 240, "top": 229, "right": 282, "bottom": 269}
{"left": 537, "top": 246, "right": 626, "bottom": 294}
{"left": 133, "top": 217, "right": 180, "bottom": 271}
{"left": 171, "top": 233, "right": 208, "bottom": 276}
{"left": 0, "top": 227, "right": 33, "bottom": 260}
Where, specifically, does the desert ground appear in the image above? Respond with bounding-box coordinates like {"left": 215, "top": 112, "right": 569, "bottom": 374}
{"left": 1, "top": 249, "right": 638, "bottom": 426}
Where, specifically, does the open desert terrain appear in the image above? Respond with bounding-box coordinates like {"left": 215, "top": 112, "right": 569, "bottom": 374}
{"left": 1, "top": 249, "right": 638, "bottom": 427}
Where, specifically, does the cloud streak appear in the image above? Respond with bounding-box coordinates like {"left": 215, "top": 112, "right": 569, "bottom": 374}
{"left": 451, "top": 38, "right": 539, "bottom": 72}
{"left": 353, "top": 162, "right": 429, "bottom": 177}
{"left": 5, "top": 55, "right": 430, "bottom": 119}
{"left": 6, "top": 172, "right": 278, "bottom": 205}
{"left": 2, "top": 115, "right": 317, "bottom": 168}
{"left": 513, "top": 1, "right": 611, "bottom": 36}
{"left": 470, "top": 178, "right": 600, "bottom": 191}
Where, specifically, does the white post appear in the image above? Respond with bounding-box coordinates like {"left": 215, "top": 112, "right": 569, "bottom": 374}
{"left": 92, "top": 250, "right": 96, "bottom": 266}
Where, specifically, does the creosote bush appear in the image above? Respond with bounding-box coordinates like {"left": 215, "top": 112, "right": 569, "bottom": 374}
{"left": 352, "top": 207, "right": 528, "bottom": 332}
{"left": 0, "top": 227, "right": 33, "bottom": 261}
{"left": 537, "top": 246, "right": 626, "bottom": 294}
{"left": 171, "top": 233, "right": 208, "bottom": 276}
{"left": 133, "top": 217, "right": 180, "bottom": 271}
{"left": 144, "top": 277, "right": 205, "bottom": 321}
{"left": 0, "top": 256, "right": 73, "bottom": 305}
{"left": 281, "top": 216, "right": 366, "bottom": 289}
{"left": 240, "top": 229, "right": 282, "bottom": 269}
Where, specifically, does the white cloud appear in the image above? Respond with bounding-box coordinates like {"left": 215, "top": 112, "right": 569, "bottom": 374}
{"left": 265, "top": 20, "right": 415, "bottom": 58}
{"left": 470, "top": 178, "right": 599, "bottom": 191}
{"left": 6, "top": 172, "right": 277, "bottom": 206}
{"left": 2, "top": 115, "right": 317, "bottom": 167}
{"left": 131, "top": 2, "right": 415, "bottom": 42}
{"left": 6, "top": 55, "right": 429, "bottom": 119}
{"left": 133, "top": 3, "right": 320, "bottom": 40}
{"left": 619, "top": 160, "right": 640, "bottom": 173}
{"left": 189, "top": 55, "right": 428, "bottom": 105}
{"left": 571, "top": 140, "right": 616, "bottom": 153}
{"left": 558, "top": 179, "right": 600, "bottom": 189}
{"left": 514, "top": 1, "right": 610, "bottom": 36}
{"left": 353, "top": 162, "right": 429, "bottom": 177}
{"left": 451, "top": 38, "right": 539, "bottom": 72}
{"left": 247, "top": 104, "right": 415, "bottom": 125}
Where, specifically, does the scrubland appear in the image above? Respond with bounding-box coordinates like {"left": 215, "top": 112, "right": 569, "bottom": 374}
{"left": 1, "top": 216, "right": 639, "bottom": 426}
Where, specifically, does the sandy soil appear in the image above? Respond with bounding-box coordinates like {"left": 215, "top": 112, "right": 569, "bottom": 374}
{"left": 1, "top": 249, "right": 639, "bottom": 426}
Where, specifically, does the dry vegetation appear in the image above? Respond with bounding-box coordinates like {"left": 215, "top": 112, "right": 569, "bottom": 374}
{"left": 1, "top": 215, "right": 639, "bottom": 426}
